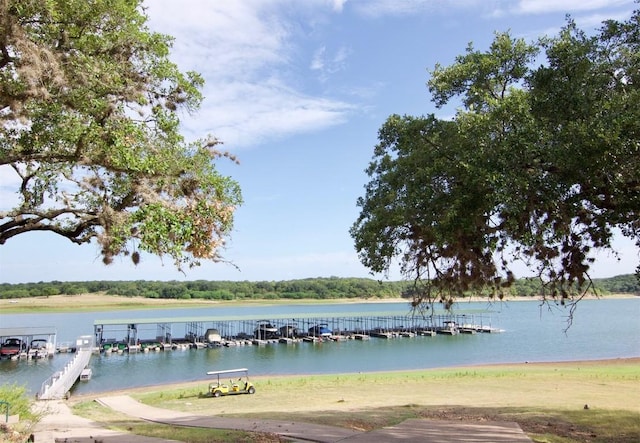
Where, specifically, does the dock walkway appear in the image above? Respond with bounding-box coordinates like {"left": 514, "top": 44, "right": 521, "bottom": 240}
{"left": 37, "top": 336, "right": 93, "bottom": 400}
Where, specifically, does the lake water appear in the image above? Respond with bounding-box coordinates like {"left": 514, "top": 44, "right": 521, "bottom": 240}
{"left": 0, "top": 298, "right": 638, "bottom": 396}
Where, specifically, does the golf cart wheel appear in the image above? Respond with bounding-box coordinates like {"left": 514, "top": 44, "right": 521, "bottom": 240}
{"left": 213, "top": 390, "right": 221, "bottom": 398}
{"left": 248, "top": 386, "right": 255, "bottom": 394}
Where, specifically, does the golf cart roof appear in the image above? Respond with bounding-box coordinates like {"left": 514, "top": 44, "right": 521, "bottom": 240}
{"left": 207, "top": 368, "right": 249, "bottom": 376}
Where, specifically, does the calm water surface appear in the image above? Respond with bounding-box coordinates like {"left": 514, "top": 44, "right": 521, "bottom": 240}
{"left": 0, "top": 298, "right": 638, "bottom": 396}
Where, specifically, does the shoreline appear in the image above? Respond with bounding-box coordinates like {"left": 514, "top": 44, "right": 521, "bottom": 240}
{"left": 1, "top": 292, "right": 637, "bottom": 314}
{"left": 42, "top": 359, "right": 640, "bottom": 443}
{"left": 68, "top": 356, "right": 640, "bottom": 402}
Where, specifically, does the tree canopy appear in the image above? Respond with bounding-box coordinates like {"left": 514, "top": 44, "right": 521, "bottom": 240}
{"left": 0, "top": 0, "right": 242, "bottom": 270}
{"left": 351, "top": 10, "right": 639, "bottom": 307}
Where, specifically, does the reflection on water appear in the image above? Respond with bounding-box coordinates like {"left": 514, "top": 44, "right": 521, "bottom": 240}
{"left": 1, "top": 299, "right": 638, "bottom": 396}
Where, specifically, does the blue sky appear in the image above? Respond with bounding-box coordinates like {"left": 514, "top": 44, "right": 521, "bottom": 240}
{"left": 1, "top": 0, "right": 637, "bottom": 284}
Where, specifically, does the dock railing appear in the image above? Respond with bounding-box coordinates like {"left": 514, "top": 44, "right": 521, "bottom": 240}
{"left": 37, "top": 335, "right": 93, "bottom": 400}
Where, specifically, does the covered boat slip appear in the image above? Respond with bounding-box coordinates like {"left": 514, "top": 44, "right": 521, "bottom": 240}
{"left": 93, "top": 309, "right": 501, "bottom": 348}
{"left": 0, "top": 326, "right": 57, "bottom": 359}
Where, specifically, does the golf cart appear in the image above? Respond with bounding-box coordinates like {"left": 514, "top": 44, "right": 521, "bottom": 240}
{"left": 207, "top": 368, "right": 255, "bottom": 397}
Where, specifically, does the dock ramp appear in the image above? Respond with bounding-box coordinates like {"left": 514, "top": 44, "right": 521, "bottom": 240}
{"left": 37, "top": 335, "right": 93, "bottom": 400}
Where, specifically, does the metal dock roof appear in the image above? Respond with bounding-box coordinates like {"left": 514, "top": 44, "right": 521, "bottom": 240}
{"left": 0, "top": 326, "right": 57, "bottom": 337}
{"left": 93, "top": 309, "right": 491, "bottom": 326}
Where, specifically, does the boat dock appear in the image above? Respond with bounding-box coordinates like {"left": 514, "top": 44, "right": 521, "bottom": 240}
{"left": 0, "top": 327, "right": 57, "bottom": 360}
{"left": 36, "top": 335, "right": 94, "bottom": 400}
{"left": 93, "top": 311, "right": 502, "bottom": 350}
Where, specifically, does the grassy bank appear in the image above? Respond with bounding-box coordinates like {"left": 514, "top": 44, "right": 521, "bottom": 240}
{"left": 0, "top": 293, "right": 409, "bottom": 314}
{"left": 72, "top": 358, "right": 640, "bottom": 443}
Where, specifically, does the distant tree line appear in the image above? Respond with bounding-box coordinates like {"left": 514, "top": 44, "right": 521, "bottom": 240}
{"left": 0, "top": 278, "right": 405, "bottom": 300}
{"left": 0, "top": 275, "right": 637, "bottom": 300}
{"left": 511, "top": 274, "right": 639, "bottom": 297}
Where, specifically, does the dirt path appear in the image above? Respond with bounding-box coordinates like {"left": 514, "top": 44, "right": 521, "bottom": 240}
{"left": 95, "top": 395, "right": 533, "bottom": 443}
{"left": 32, "top": 395, "right": 533, "bottom": 442}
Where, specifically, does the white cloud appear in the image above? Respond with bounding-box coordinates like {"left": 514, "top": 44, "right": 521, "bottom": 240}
{"left": 310, "top": 46, "right": 327, "bottom": 71}
{"left": 145, "top": 1, "right": 289, "bottom": 73}
{"left": 330, "top": 0, "right": 349, "bottom": 12}
{"left": 144, "top": 0, "right": 357, "bottom": 149}
{"left": 353, "top": 0, "right": 484, "bottom": 18}
{"left": 309, "top": 45, "right": 351, "bottom": 83}
{"left": 144, "top": 0, "right": 634, "bottom": 152}
{"left": 514, "top": 0, "right": 631, "bottom": 14}
{"left": 572, "top": 10, "right": 636, "bottom": 28}
{"left": 181, "top": 81, "right": 353, "bottom": 148}
{"left": 353, "top": 0, "right": 634, "bottom": 20}
{"left": 334, "top": 46, "right": 350, "bottom": 64}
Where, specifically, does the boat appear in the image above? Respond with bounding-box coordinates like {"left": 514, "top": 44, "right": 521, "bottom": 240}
{"left": 101, "top": 341, "right": 116, "bottom": 353}
{"left": 205, "top": 328, "right": 222, "bottom": 346}
{"left": 140, "top": 341, "right": 162, "bottom": 352}
{"left": 353, "top": 334, "right": 370, "bottom": 340}
{"left": 80, "top": 367, "right": 92, "bottom": 381}
{"left": 436, "top": 321, "right": 459, "bottom": 335}
{"left": 370, "top": 328, "right": 394, "bottom": 339}
{"left": 477, "top": 325, "right": 505, "bottom": 333}
{"left": 302, "top": 335, "right": 322, "bottom": 343}
{"left": 57, "top": 342, "right": 77, "bottom": 353}
{"left": 279, "top": 323, "right": 300, "bottom": 338}
{"left": 308, "top": 324, "right": 332, "bottom": 338}
{"left": 278, "top": 337, "right": 296, "bottom": 344}
{"left": 0, "top": 338, "right": 26, "bottom": 359}
{"left": 254, "top": 321, "right": 279, "bottom": 340}
{"left": 28, "top": 339, "right": 53, "bottom": 359}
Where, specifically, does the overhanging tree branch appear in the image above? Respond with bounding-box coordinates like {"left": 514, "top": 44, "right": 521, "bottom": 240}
{"left": 0, "top": 0, "right": 242, "bottom": 270}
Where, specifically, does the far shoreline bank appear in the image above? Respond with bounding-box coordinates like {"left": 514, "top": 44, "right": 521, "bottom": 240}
{"left": 1, "top": 291, "right": 637, "bottom": 314}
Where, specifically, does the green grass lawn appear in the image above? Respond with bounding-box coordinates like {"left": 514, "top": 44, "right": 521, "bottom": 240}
{"left": 72, "top": 359, "right": 640, "bottom": 443}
